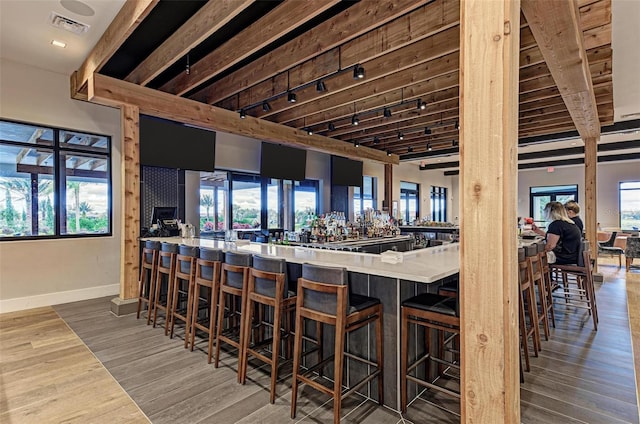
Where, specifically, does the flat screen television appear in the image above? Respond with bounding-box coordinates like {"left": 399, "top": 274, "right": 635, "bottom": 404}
{"left": 331, "top": 155, "right": 363, "bottom": 186}
{"left": 150, "top": 206, "right": 178, "bottom": 227}
{"left": 260, "top": 142, "right": 307, "bottom": 181}
{"left": 140, "top": 116, "right": 216, "bottom": 171}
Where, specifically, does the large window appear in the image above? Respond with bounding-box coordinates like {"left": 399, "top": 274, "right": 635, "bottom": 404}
{"left": 293, "top": 180, "right": 319, "bottom": 231}
{"left": 230, "top": 173, "right": 261, "bottom": 229}
{"left": 400, "top": 181, "right": 419, "bottom": 224}
{"left": 0, "top": 120, "right": 111, "bottom": 239}
{"left": 430, "top": 186, "right": 447, "bottom": 222}
{"left": 353, "top": 176, "right": 376, "bottom": 215}
{"left": 199, "top": 171, "right": 227, "bottom": 233}
{"left": 620, "top": 181, "right": 640, "bottom": 231}
{"left": 266, "top": 178, "right": 281, "bottom": 228}
{"left": 529, "top": 185, "right": 577, "bottom": 225}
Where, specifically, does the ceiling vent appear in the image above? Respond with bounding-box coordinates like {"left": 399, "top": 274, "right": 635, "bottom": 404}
{"left": 49, "top": 12, "right": 90, "bottom": 35}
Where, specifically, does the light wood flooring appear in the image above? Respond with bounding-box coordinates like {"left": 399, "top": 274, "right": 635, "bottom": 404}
{"left": 1, "top": 257, "right": 638, "bottom": 423}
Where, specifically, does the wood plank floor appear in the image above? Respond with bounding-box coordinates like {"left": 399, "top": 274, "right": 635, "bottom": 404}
{"left": 0, "top": 307, "right": 149, "bottom": 424}
{"left": 1, "top": 256, "right": 638, "bottom": 423}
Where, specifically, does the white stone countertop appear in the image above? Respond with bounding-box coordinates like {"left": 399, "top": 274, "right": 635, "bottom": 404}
{"left": 141, "top": 237, "right": 460, "bottom": 284}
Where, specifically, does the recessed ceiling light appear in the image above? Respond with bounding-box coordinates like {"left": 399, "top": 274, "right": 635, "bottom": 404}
{"left": 51, "top": 40, "right": 67, "bottom": 48}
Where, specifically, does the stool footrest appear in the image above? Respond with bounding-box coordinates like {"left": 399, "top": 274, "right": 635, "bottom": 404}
{"left": 407, "top": 375, "right": 460, "bottom": 399}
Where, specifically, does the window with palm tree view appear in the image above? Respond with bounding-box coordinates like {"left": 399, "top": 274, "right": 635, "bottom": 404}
{"left": 0, "top": 120, "right": 111, "bottom": 239}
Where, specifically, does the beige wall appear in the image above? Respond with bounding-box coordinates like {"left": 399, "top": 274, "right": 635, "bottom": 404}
{"left": 0, "top": 58, "right": 122, "bottom": 312}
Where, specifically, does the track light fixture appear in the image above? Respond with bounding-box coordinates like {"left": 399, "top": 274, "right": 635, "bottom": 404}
{"left": 407, "top": 146, "right": 413, "bottom": 153}
{"left": 383, "top": 107, "right": 392, "bottom": 118}
{"left": 287, "top": 91, "right": 297, "bottom": 103}
{"left": 305, "top": 127, "right": 313, "bottom": 135}
{"left": 417, "top": 99, "right": 426, "bottom": 110}
{"left": 455, "top": 120, "right": 460, "bottom": 130}
{"left": 425, "top": 127, "right": 431, "bottom": 135}
{"left": 397, "top": 132, "right": 404, "bottom": 140}
{"left": 452, "top": 139, "right": 458, "bottom": 147}
{"left": 262, "top": 102, "right": 271, "bottom": 112}
{"left": 386, "top": 150, "right": 392, "bottom": 157}
{"left": 373, "top": 136, "right": 380, "bottom": 144}
{"left": 185, "top": 52, "right": 190, "bottom": 75}
{"left": 239, "top": 109, "right": 246, "bottom": 119}
{"left": 351, "top": 115, "right": 359, "bottom": 126}
{"left": 328, "top": 122, "right": 336, "bottom": 131}
{"left": 354, "top": 140, "right": 360, "bottom": 148}
{"left": 316, "top": 80, "right": 327, "bottom": 92}
{"left": 427, "top": 143, "right": 432, "bottom": 151}
{"left": 353, "top": 64, "right": 365, "bottom": 79}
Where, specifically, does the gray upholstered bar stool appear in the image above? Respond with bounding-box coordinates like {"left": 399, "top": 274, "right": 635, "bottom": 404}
{"left": 152, "top": 242, "right": 179, "bottom": 335}
{"left": 136, "top": 240, "right": 161, "bottom": 324}
{"left": 215, "top": 251, "right": 253, "bottom": 379}
{"left": 169, "top": 244, "right": 199, "bottom": 348}
{"left": 190, "top": 247, "right": 224, "bottom": 364}
{"left": 290, "top": 263, "right": 383, "bottom": 424}
{"left": 239, "top": 255, "right": 296, "bottom": 403}
{"left": 400, "top": 291, "right": 459, "bottom": 413}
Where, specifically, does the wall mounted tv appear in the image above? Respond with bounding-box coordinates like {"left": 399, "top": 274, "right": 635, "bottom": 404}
{"left": 331, "top": 155, "right": 363, "bottom": 186}
{"left": 140, "top": 116, "right": 216, "bottom": 171}
{"left": 260, "top": 142, "right": 307, "bottom": 181}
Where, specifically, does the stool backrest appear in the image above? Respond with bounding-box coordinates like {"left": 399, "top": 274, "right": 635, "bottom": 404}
{"left": 301, "top": 263, "right": 348, "bottom": 315}
{"left": 178, "top": 245, "right": 199, "bottom": 274}
{"left": 223, "top": 251, "right": 252, "bottom": 289}
{"left": 160, "top": 242, "right": 179, "bottom": 267}
{"left": 518, "top": 247, "right": 525, "bottom": 263}
{"left": 252, "top": 255, "right": 288, "bottom": 298}
{"left": 144, "top": 240, "right": 161, "bottom": 264}
{"left": 198, "top": 248, "right": 224, "bottom": 281}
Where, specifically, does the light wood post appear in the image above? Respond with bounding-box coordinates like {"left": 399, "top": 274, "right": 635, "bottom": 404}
{"left": 460, "top": 0, "right": 520, "bottom": 422}
{"left": 120, "top": 104, "right": 140, "bottom": 299}
{"left": 584, "top": 137, "right": 598, "bottom": 256}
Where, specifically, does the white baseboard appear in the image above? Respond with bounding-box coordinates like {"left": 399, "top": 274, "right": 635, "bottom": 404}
{"left": 0, "top": 284, "right": 119, "bottom": 314}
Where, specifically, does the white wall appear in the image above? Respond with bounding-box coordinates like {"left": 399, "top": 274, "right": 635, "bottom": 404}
{"left": 517, "top": 161, "right": 640, "bottom": 229}
{"left": 0, "top": 58, "right": 122, "bottom": 312}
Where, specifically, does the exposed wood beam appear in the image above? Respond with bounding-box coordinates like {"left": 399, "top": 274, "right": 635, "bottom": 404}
{"left": 15, "top": 128, "right": 44, "bottom": 164}
{"left": 87, "top": 74, "right": 398, "bottom": 164}
{"left": 16, "top": 164, "right": 107, "bottom": 179}
{"left": 521, "top": 0, "right": 601, "bottom": 140}
{"left": 71, "top": 0, "right": 158, "bottom": 97}
{"left": 192, "top": 0, "right": 433, "bottom": 105}
{"left": 159, "top": 0, "right": 341, "bottom": 96}
{"left": 125, "top": 0, "right": 254, "bottom": 86}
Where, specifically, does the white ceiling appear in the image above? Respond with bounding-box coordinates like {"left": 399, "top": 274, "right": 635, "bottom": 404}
{"left": 1, "top": 0, "right": 638, "bottom": 171}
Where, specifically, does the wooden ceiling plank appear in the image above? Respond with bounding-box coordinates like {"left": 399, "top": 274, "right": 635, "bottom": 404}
{"left": 72, "top": 0, "right": 158, "bottom": 94}
{"left": 193, "top": 0, "right": 433, "bottom": 105}
{"left": 583, "top": 22, "right": 612, "bottom": 50}
{"left": 88, "top": 74, "right": 398, "bottom": 164}
{"left": 125, "top": 0, "right": 254, "bottom": 86}
{"left": 160, "top": 0, "right": 341, "bottom": 96}
{"left": 579, "top": 0, "right": 612, "bottom": 31}
{"left": 521, "top": 0, "right": 601, "bottom": 139}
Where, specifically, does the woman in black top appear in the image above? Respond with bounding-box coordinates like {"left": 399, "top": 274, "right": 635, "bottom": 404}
{"left": 564, "top": 200, "right": 583, "bottom": 233}
{"left": 531, "top": 201, "right": 582, "bottom": 264}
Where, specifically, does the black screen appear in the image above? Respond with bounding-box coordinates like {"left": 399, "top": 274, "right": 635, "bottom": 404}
{"left": 260, "top": 142, "right": 307, "bottom": 181}
{"left": 331, "top": 155, "right": 363, "bottom": 186}
{"left": 140, "top": 116, "right": 215, "bottom": 171}
{"left": 150, "top": 206, "right": 177, "bottom": 226}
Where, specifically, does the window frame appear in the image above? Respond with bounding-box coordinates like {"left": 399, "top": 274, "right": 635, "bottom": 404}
{"left": 619, "top": 181, "right": 640, "bottom": 231}
{"left": 430, "top": 185, "right": 447, "bottom": 222}
{"left": 0, "top": 118, "right": 112, "bottom": 241}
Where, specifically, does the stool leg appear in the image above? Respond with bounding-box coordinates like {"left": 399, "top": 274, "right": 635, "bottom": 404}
{"left": 400, "top": 307, "right": 409, "bottom": 413}
{"left": 269, "top": 301, "right": 283, "bottom": 403}
{"left": 375, "top": 306, "right": 384, "bottom": 405}
{"left": 333, "top": 320, "right": 345, "bottom": 424}
{"left": 290, "top": 311, "right": 304, "bottom": 419}
{"left": 146, "top": 268, "right": 156, "bottom": 326}
{"left": 519, "top": 290, "right": 531, "bottom": 372}
{"left": 239, "top": 295, "right": 254, "bottom": 385}
{"left": 316, "top": 321, "right": 324, "bottom": 377}
{"left": 183, "top": 275, "right": 195, "bottom": 349}
{"left": 214, "top": 290, "right": 227, "bottom": 369}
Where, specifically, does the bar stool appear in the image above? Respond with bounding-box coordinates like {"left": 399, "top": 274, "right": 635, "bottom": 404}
{"left": 152, "top": 242, "right": 178, "bottom": 335}
{"left": 437, "top": 279, "right": 458, "bottom": 298}
{"left": 215, "top": 251, "right": 253, "bottom": 379}
{"left": 169, "top": 245, "right": 199, "bottom": 347}
{"left": 536, "top": 241, "right": 556, "bottom": 329}
{"left": 518, "top": 247, "right": 539, "bottom": 374}
{"left": 136, "top": 240, "right": 160, "bottom": 324}
{"left": 527, "top": 246, "right": 550, "bottom": 341}
{"left": 400, "top": 291, "right": 459, "bottom": 413}
{"left": 190, "top": 248, "right": 224, "bottom": 363}
{"left": 290, "top": 263, "right": 383, "bottom": 424}
{"left": 239, "top": 255, "right": 296, "bottom": 403}
{"left": 523, "top": 244, "right": 542, "bottom": 351}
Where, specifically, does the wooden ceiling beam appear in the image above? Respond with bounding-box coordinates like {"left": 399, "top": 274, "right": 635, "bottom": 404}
{"left": 192, "top": 0, "right": 434, "bottom": 105}
{"left": 71, "top": 0, "right": 158, "bottom": 98}
{"left": 159, "top": 0, "right": 341, "bottom": 96}
{"left": 125, "top": 0, "right": 254, "bottom": 86}
{"left": 87, "top": 74, "right": 398, "bottom": 164}
{"left": 521, "top": 0, "right": 601, "bottom": 139}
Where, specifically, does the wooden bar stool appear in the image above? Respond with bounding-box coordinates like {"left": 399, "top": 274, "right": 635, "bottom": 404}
{"left": 239, "top": 255, "right": 296, "bottom": 403}
{"left": 152, "top": 242, "right": 178, "bottom": 335}
{"left": 215, "top": 251, "right": 253, "bottom": 379}
{"left": 523, "top": 244, "right": 542, "bottom": 351}
{"left": 400, "top": 292, "right": 459, "bottom": 413}
{"left": 536, "top": 241, "right": 556, "bottom": 329}
{"left": 190, "top": 247, "right": 224, "bottom": 363}
{"left": 290, "top": 263, "right": 383, "bottom": 424}
{"left": 169, "top": 245, "right": 199, "bottom": 348}
{"left": 136, "top": 240, "right": 160, "bottom": 324}
{"left": 528, "top": 246, "right": 550, "bottom": 341}
{"left": 518, "top": 247, "right": 539, "bottom": 375}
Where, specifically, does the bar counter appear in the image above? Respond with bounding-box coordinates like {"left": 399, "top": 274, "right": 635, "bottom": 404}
{"left": 141, "top": 236, "right": 460, "bottom": 409}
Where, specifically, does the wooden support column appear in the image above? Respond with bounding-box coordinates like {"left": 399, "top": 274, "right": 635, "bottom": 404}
{"left": 460, "top": 0, "right": 520, "bottom": 422}
{"left": 120, "top": 104, "right": 141, "bottom": 300}
{"left": 584, "top": 137, "right": 598, "bottom": 256}
{"left": 384, "top": 163, "right": 393, "bottom": 213}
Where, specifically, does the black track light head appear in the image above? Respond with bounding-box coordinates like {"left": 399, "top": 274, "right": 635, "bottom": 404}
{"left": 353, "top": 64, "right": 365, "bottom": 80}
{"left": 407, "top": 146, "right": 413, "bottom": 153}
{"left": 417, "top": 99, "right": 426, "bottom": 110}
{"left": 373, "top": 136, "right": 380, "bottom": 144}
{"left": 386, "top": 150, "right": 392, "bottom": 157}
{"left": 452, "top": 139, "right": 458, "bottom": 147}
{"left": 239, "top": 109, "right": 246, "bottom": 119}
{"left": 354, "top": 140, "right": 360, "bottom": 148}
{"left": 397, "top": 132, "right": 404, "bottom": 140}
{"left": 351, "top": 115, "right": 359, "bottom": 126}
{"left": 425, "top": 127, "right": 431, "bottom": 135}
{"left": 306, "top": 127, "right": 313, "bottom": 135}
{"left": 328, "top": 122, "right": 336, "bottom": 131}
{"left": 287, "top": 92, "right": 297, "bottom": 103}
{"left": 383, "top": 107, "right": 392, "bottom": 118}
{"left": 262, "top": 102, "right": 271, "bottom": 112}
{"left": 427, "top": 143, "right": 432, "bottom": 151}
{"left": 455, "top": 120, "right": 460, "bottom": 130}
{"left": 316, "top": 80, "right": 327, "bottom": 92}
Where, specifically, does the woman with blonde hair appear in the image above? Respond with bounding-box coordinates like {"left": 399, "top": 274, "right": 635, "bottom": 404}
{"left": 564, "top": 200, "right": 583, "bottom": 233}
{"left": 532, "top": 201, "right": 582, "bottom": 264}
